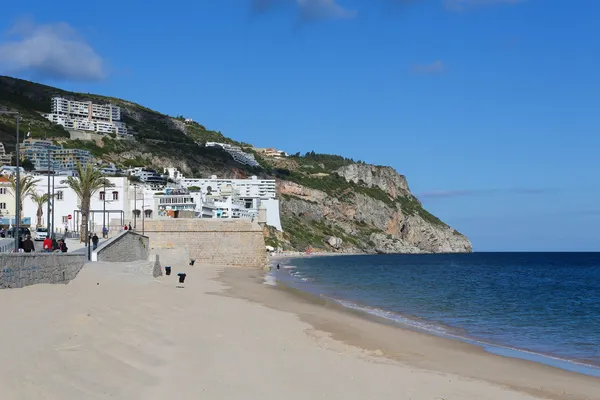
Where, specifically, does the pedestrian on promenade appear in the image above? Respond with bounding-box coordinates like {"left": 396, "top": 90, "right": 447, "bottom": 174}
{"left": 102, "top": 226, "right": 108, "bottom": 239}
{"left": 43, "top": 236, "right": 53, "bottom": 252}
{"left": 128, "top": 222, "right": 133, "bottom": 231}
{"left": 22, "top": 235, "right": 35, "bottom": 253}
{"left": 58, "top": 239, "right": 68, "bottom": 253}
{"left": 92, "top": 233, "right": 99, "bottom": 250}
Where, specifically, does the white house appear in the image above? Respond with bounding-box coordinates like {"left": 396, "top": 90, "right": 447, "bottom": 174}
{"left": 22, "top": 176, "right": 129, "bottom": 235}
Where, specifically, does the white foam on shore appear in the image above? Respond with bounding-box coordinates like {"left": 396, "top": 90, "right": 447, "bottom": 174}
{"left": 263, "top": 273, "right": 277, "bottom": 286}
{"left": 326, "top": 297, "right": 600, "bottom": 378}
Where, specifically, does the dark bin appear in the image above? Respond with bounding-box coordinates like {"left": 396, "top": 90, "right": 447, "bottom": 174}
{"left": 178, "top": 273, "right": 186, "bottom": 284}
{"left": 189, "top": 259, "right": 196, "bottom": 266}
{"left": 165, "top": 266, "right": 172, "bottom": 275}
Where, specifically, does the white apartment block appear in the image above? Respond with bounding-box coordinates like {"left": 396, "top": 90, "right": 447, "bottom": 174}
{"left": 166, "top": 170, "right": 277, "bottom": 201}
{"left": 44, "top": 97, "right": 128, "bottom": 136}
{"left": 0, "top": 142, "right": 12, "bottom": 165}
{"left": 205, "top": 142, "right": 260, "bottom": 168}
{"left": 163, "top": 168, "right": 282, "bottom": 230}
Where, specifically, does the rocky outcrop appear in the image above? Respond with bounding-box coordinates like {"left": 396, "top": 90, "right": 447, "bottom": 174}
{"left": 336, "top": 164, "right": 411, "bottom": 198}
{"left": 325, "top": 236, "right": 343, "bottom": 249}
{"left": 369, "top": 233, "right": 422, "bottom": 254}
{"left": 276, "top": 167, "right": 472, "bottom": 254}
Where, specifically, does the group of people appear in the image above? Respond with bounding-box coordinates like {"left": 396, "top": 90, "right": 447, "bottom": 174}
{"left": 41, "top": 236, "right": 68, "bottom": 253}
{"left": 18, "top": 235, "right": 68, "bottom": 253}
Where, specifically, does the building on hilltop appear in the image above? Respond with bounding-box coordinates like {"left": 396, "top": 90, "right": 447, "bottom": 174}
{"left": 125, "top": 167, "right": 164, "bottom": 186}
{"left": 43, "top": 97, "right": 129, "bottom": 136}
{"left": 0, "top": 143, "right": 12, "bottom": 166}
{"left": 205, "top": 142, "right": 260, "bottom": 168}
{"left": 19, "top": 139, "right": 94, "bottom": 173}
{"left": 253, "top": 147, "right": 289, "bottom": 158}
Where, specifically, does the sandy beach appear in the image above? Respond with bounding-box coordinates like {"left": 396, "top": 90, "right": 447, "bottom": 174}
{"left": 0, "top": 261, "right": 598, "bottom": 399}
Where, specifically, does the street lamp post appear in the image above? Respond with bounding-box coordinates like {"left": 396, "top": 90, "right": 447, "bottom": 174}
{"left": 133, "top": 183, "right": 138, "bottom": 230}
{"left": 47, "top": 149, "right": 51, "bottom": 231}
{"left": 142, "top": 194, "right": 145, "bottom": 236}
{"left": 103, "top": 180, "right": 106, "bottom": 238}
{"left": 51, "top": 169, "right": 55, "bottom": 238}
{"left": 1, "top": 111, "right": 21, "bottom": 252}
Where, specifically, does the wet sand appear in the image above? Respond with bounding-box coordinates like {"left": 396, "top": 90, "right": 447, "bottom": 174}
{"left": 218, "top": 267, "right": 600, "bottom": 400}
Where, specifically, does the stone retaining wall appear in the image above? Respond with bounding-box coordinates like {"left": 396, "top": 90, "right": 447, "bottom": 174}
{"left": 144, "top": 219, "right": 267, "bottom": 268}
{"left": 0, "top": 253, "right": 86, "bottom": 289}
{"left": 94, "top": 231, "right": 149, "bottom": 263}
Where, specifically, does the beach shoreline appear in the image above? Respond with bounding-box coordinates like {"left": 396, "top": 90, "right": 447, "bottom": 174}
{"left": 218, "top": 266, "right": 600, "bottom": 400}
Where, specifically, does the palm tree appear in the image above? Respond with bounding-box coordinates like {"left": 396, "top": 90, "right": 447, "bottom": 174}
{"left": 9, "top": 175, "right": 40, "bottom": 228}
{"left": 30, "top": 192, "right": 50, "bottom": 228}
{"left": 65, "top": 163, "right": 113, "bottom": 242}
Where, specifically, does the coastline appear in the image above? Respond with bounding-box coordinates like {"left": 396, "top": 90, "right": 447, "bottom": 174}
{"left": 218, "top": 266, "right": 600, "bottom": 400}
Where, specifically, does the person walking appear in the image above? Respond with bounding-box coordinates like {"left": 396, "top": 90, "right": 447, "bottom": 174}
{"left": 22, "top": 235, "right": 35, "bottom": 253}
{"left": 102, "top": 226, "right": 108, "bottom": 239}
{"left": 92, "top": 233, "right": 99, "bottom": 250}
{"left": 128, "top": 222, "right": 132, "bottom": 231}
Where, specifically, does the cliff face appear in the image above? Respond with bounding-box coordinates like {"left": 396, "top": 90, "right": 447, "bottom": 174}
{"left": 336, "top": 164, "right": 411, "bottom": 197}
{"left": 272, "top": 164, "right": 472, "bottom": 254}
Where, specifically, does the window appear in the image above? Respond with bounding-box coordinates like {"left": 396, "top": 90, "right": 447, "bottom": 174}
{"left": 0, "top": 202, "right": 5, "bottom": 209}
{"left": 0, "top": 188, "right": 6, "bottom": 194}
{"left": 99, "top": 191, "right": 105, "bottom": 200}
{"left": 56, "top": 191, "right": 64, "bottom": 200}
{"left": 62, "top": 216, "right": 68, "bottom": 223}
{"left": 112, "top": 191, "right": 119, "bottom": 200}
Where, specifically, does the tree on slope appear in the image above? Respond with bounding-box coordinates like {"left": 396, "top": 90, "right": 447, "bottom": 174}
{"left": 9, "top": 175, "right": 40, "bottom": 228}
{"left": 65, "top": 163, "right": 113, "bottom": 243}
{"left": 30, "top": 192, "right": 50, "bottom": 228}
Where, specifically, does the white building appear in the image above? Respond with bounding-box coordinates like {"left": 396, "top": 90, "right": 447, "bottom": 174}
{"left": 205, "top": 142, "right": 260, "bottom": 168}
{"left": 44, "top": 97, "right": 129, "bottom": 136}
{"left": 163, "top": 168, "right": 281, "bottom": 230}
{"left": 0, "top": 142, "right": 12, "bottom": 165}
{"left": 126, "top": 167, "right": 164, "bottom": 186}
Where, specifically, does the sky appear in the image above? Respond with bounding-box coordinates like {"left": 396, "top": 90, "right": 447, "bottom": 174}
{"left": 0, "top": 0, "right": 598, "bottom": 251}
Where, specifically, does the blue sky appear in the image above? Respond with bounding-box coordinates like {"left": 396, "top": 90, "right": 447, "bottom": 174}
{"left": 1, "top": 0, "right": 599, "bottom": 251}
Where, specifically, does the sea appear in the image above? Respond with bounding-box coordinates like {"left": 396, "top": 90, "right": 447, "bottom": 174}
{"left": 267, "top": 252, "right": 600, "bottom": 377}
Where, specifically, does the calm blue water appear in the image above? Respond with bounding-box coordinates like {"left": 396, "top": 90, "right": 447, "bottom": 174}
{"left": 271, "top": 253, "right": 600, "bottom": 376}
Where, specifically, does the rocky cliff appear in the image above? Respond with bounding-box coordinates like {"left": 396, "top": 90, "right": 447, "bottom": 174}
{"left": 268, "top": 164, "right": 472, "bottom": 254}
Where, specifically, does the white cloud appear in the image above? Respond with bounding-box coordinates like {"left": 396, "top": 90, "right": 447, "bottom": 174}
{"left": 297, "top": 0, "right": 357, "bottom": 20}
{"left": 0, "top": 20, "right": 106, "bottom": 81}
{"left": 444, "top": 0, "right": 526, "bottom": 11}
{"left": 411, "top": 60, "right": 445, "bottom": 74}
{"left": 251, "top": 0, "right": 356, "bottom": 20}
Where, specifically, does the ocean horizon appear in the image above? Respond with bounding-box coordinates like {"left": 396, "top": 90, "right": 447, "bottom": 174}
{"left": 268, "top": 252, "right": 600, "bottom": 377}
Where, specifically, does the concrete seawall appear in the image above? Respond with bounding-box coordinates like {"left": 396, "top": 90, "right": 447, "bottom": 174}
{"left": 92, "top": 231, "right": 161, "bottom": 278}
{"left": 144, "top": 219, "right": 268, "bottom": 268}
{"left": 0, "top": 253, "right": 86, "bottom": 289}
{"left": 93, "top": 231, "right": 149, "bottom": 263}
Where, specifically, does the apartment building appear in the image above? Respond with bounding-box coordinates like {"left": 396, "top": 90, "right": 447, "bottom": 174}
{"left": 205, "top": 142, "right": 260, "bottom": 168}
{"left": 126, "top": 167, "right": 164, "bottom": 186}
{"left": 19, "top": 139, "right": 94, "bottom": 172}
{"left": 0, "top": 142, "right": 12, "bottom": 165}
{"left": 44, "top": 97, "right": 128, "bottom": 136}
{"left": 163, "top": 167, "right": 281, "bottom": 230}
